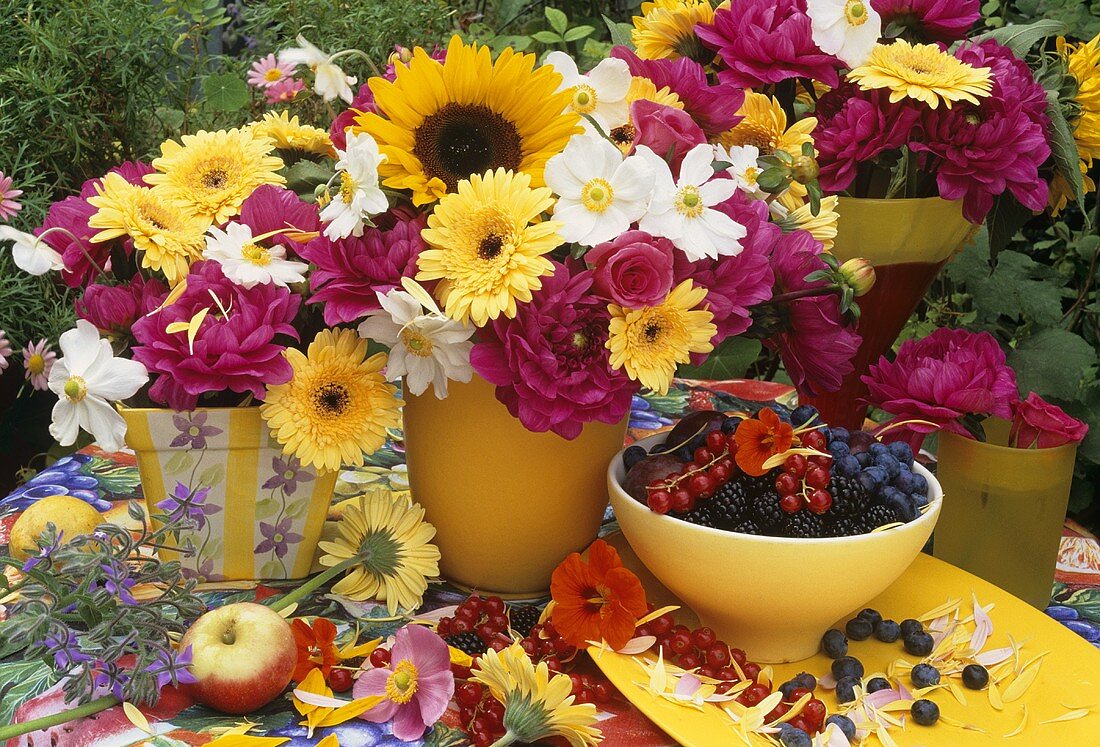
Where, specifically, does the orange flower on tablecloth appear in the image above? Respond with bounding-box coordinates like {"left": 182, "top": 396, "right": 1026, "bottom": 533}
{"left": 550, "top": 539, "right": 647, "bottom": 650}
{"left": 734, "top": 407, "right": 795, "bottom": 476}
{"left": 292, "top": 617, "right": 340, "bottom": 682}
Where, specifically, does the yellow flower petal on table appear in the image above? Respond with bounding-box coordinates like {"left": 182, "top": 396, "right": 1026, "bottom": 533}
{"left": 207, "top": 737, "right": 290, "bottom": 747}
{"left": 292, "top": 668, "right": 381, "bottom": 737}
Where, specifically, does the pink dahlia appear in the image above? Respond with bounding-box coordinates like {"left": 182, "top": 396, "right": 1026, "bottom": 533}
{"left": 330, "top": 82, "right": 377, "bottom": 152}
{"left": 238, "top": 184, "right": 319, "bottom": 253}
{"left": 697, "top": 0, "right": 840, "bottom": 89}
{"left": 470, "top": 263, "right": 638, "bottom": 439}
{"left": 870, "top": 0, "right": 979, "bottom": 43}
{"left": 76, "top": 275, "right": 168, "bottom": 335}
{"left": 0, "top": 170, "right": 23, "bottom": 221}
{"left": 863, "top": 327, "right": 1019, "bottom": 449}
{"left": 131, "top": 260, "right": 300, "bottom": 410}
{"left": 298, "top": 205, "right": 428, "bottom": 325}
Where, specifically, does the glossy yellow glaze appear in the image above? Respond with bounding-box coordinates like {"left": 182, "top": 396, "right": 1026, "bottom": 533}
{"left": 832, "top": 197, "right": 976, "bottom": 264}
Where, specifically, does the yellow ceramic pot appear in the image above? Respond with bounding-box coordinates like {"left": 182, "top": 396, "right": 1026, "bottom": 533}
{"left": 609, "top": 434, "right": 943, "bottom": 663}
{"left": 403, "top": 376, "right": 628, "bottom": 596}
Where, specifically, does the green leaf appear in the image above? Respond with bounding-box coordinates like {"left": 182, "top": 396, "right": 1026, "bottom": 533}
{"left": 284, "top": 159, "right": 334, "bottom": 200}
{"left": 256, "top": 497, "right": 280, "bottom": 519}
{"left": 946, "top": 240, "right": 1065, "bottom": 326}
{"left": 972, "top": 19, "right": 1068, "bottom": 55}
{"left": 488, "top": 35, "right": 532, "bottom": 53}
{"left": 563, "top": 25, "right": 595, "bottom": 42}
{"left": 197, "top": 463, "right": 225, "bottom": 488}
{"left": 986, "top": 193, "right": 1037, "bottom": 261}
{"left": 201, "top": 73, "right": 249, "bottom": 112}
{"left": 260, "top": 558, "right": 286, "bottom": 578}
{"left": 677, "top": 338, "right": 762, "bottom": 380}
{"left": 284, "top": 498, "right": 309, "bottom": 519}
{"left": 164, "top": 450, "right": 195, "bottom": 476}
{"left": 154, "top": 106, "right": 185, "bottom": 132}
{"left": 0, "top": 660, "right": 57, "bottom": 723}
{"left": 544, "top": 7, "right": 569, "bottom": 34}
{"left": 1044, "top": 88, "right": 1085, "bottom": 209}
{"left": 604, "top": 15, "right": 635, "bottom": 48}
{"left": 531, "top": 30, "right": 563, "bottom": 44}
{"left": 1008, "top": 328, "right": 1096, "bottom": 401}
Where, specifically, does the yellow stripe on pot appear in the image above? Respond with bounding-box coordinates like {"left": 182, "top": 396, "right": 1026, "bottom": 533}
{"left": 122, "top": 410, "right": 176, "bottom": 563}
{"left": 224, "top": 408, "right": 262, "bottom": 579}
{"left": 291, "top": 468, "right": 339, "bottom": 578}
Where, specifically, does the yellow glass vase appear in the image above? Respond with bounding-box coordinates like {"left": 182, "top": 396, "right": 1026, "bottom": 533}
{"left": 934, "top": 422, "right": 1077, "bottom": 609}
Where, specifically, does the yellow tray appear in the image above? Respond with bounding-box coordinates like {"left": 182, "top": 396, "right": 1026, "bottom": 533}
{"left": 593, "top": 533, "right": 1100, "bottom": 746}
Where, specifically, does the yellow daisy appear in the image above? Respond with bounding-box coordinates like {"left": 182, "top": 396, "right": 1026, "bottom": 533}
{"left": 353, "top": 35, "right": 580, "bottom": 206}
{"left": 716, "top": 90, "right": 817, "bottom": 158}
{"left": 472, "top": 643, "right": 601, "bottom": 747}
{"left": 847, "top": 40, "right": 993, "bottom": 110}
{"left": 260, "top": 329, "right": 402, "bottom": 472}
{"left": 608, "top": 76, "right": 686, "bottom": 154}
{"left": 1051, "top": 34, "right": 1100, "bottom": 214}
{"left": 248, "top": 110, "right": 335, "bottom": 159}
{"left": 145, "top": 128, "right": 285, "bottom": 224}
{"left": 631, "top": 0, "right": 714, "bottom": 62}
{"left": 87, "top": 172, "right": 209, "bottom": 285}
{"left": 318, "top": 487, "right": 440, "bottom": 614}
{"left": 606, "top": 280, "right": 716, "bottom": 395}
{"left": 774, "top": 195, "right": 840, "bottom": 252}
{"left": 417, "top": 168, "right": 560, "bottom": 327}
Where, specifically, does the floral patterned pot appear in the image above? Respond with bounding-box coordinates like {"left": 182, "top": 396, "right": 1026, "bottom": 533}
{"left": 120, "top": 406, "right": 337, "bottom": 581}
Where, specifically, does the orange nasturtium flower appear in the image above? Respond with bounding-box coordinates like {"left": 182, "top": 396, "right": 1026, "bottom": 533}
{"left": 734, "top": 408, "right": 795, "bottom": 476}
{"left": 292, "top": 617, "right": 340, "bottom": 682}
{"left": 550, "top": 539, "right": 647, "bottom": 650}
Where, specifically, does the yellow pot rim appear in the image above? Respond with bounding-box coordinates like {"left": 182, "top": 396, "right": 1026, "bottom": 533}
{"left": 836, "top": 196, "right": 964, "bottom": 207}
{"left": 117, "top": 403, "right": 261, "bottom": 415}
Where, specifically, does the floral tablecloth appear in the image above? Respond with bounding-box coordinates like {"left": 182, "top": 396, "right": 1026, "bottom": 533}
{"left": 2, "top": 379, "right": 1098, "bottom": 745}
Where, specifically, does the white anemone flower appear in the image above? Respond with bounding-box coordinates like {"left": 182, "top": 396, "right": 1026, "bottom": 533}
{"left": 714, "top": 144, "right": 767, "bottom": 200}
{"left": 0, "top": 225, "right": 65, "bottom": 276}
{"left": 806, "top": 0, "right": 882, "bottom": 68}
{"left": 544, "top": 51, "right": 631, "bottom": 134}
{"left": 320, "top": 132, "right": 389, "bottom": 240}
{"left": 48, "top": 320, "right": 149, "bottom": 452}
{"left": 279, "top": 35, "right": 357, "bottom": 103}
{"left": 203, "top": 222, "right": 308, "bottom": 289}
{"left": 636, "top": 145, "right": 747, "bottom": 262}
{"left": 357, "top": 278, "right": 475, "bottom": 399}
{"left": 544, "top": 135, "right": 654, "bottom": 246}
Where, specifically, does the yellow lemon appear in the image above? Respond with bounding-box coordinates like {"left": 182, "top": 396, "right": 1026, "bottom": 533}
{"left": 9, "top": 494, "right": 103, "bottom": 561}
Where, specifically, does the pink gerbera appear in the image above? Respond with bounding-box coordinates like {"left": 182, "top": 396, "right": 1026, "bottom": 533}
{"left": 0, "top": 171, "right": 23, "bottom": 221}
{"left": 21, "top": 339, "right": 56, "bottom": 391}
{"left": 870, "top": 0, "right": 980, "bottom": 43}
{"left": 247, "top": 53, "right": 296, "bottom": 89}
{"left": 0, "top": 330, "right": 12, "bottom": 373}
{"left": 265, "top": 77, "right": 305, "bottom": 104}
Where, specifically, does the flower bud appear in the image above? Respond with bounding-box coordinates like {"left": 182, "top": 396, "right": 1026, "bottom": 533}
{"left": 838, "top": 258, "right": 876, "bottom": 297}
{"left": 791, "top": 155, "right": 820, "bottom": 185}
{"left": 388, "top": 45, "right": 413, "bottom": 67}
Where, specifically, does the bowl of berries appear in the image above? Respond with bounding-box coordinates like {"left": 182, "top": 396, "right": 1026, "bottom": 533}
{"left": 608, "top": 405, "right": 942, "bottom": 663}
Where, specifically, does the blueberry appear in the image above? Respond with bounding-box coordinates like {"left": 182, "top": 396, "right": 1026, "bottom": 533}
{"left": 845, "top": 617, "right": 873, "bottom": 641}
{"left": 855, "top": 452, "right": 873, "bottom": 468}
{"left": 900, "top": 618, "right": 924, "bottom": 637}
{"left": 792, "top": 672, "right": 817, "bottom": 691}
{"left": 835, "top": 676, "right": 860, "bottom": 704}
{"left": 911, "top": 699, "right": 940, "bottom": 726}
{"left": 874, "top": 453, "right": 901, "bottom": 480}
{"left": 830, "top": 427, "right": 850, "bottom": 443}
{"left": 821, "top": 629, "right": 848, "bottom": 659}
{"left": 791, "top": 405, "right": 818, "bottom": 427}
{"left": 623, "top": 445, "right": 647, "bottom": 471}
{"left": 904, "top": 631, "right": 934, "bottom": 656}
{"left": 829, "top": 441, "right": 851, "bottom": 458}
{"left": 866, "top": 676, "right": 892, "bottom": 693}
{"left": 778, "top": 679, "right": 798, "bottom": 699}
{"left": 868, "top": 442, "right": 889, "bottom": 457}
{"left": 911, "top": 663, "right": 941, "bottom": 688}
{"left": 721, "top": 417, "right": 739, "bottom": 434}
{"left": 649, "top": 441, "right": 668, "bottom": 454}
{"left": 893, "top": 470, "right": 917, "bottom": 494}
{"left": 962, "top": 664, "right": 989, "bottom": 690}
{"left": 887, "top": 441, "right": 914, "bottom": 466}
{"left": 858, "top": 608, "right": 883, "bottom": 626}
{"left": 910, "top": 472, "right": 928, "bottom": 494}
{"left": 778, "top": 724, "right": 812, "bottom": 747}
{"left": 831, "top": 656, "right": 865, "bottom": 681}
{"left": 860, "top": 465, "right": 888, "bottom": 490}
{"left": 911, "top": 491, "right": 930, "bottom": 509}
{"left": 825, "top": 714, "right": 856, "bottom": 741}
{"left": 836, "top": 455, "right": 861, "bottom": 478}
{"left": 875, "top": 619, "right": 901, "bottom": 643}
{"left": 885, "top": 489, "right": 918, "bottom": 522}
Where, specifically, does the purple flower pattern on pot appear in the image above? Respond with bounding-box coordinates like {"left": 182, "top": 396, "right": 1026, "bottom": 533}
{"left": 257, "top": 517, "right": 303, "bottom": 559}
{"left": 169, "top": 411, "right": 223, "bottom": 449}
{"left": 262, "top": 455, "right": 314, "bottom": 495}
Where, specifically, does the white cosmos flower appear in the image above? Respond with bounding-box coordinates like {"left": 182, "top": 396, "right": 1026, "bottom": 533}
{"left": 714, "top": 144, "right": 767, "bottom": 201}
{"left": 544, "top": 135, "right": 654, "bottom": 246}
{"left": 806, "top": 0, "right": 882, "bottom": 68}
{"left": 320, "top": 131, "right": 389, "bottom": 241}
{"left": 636, "top": 145, "right": 747, "bottom": 262}
{"left": 357, "top": 279, "right": 474, "bottom": 399}
{"left": 48, "top": 320, "right": 148, "bottom": 452}
{"left": 279, "top": 35, "right": 357, "bottom": 103}
{"left": 0, "top": 225, "right": 65, "bottom": 275}
{"left": 202, "top": 222, "right": 308, "bottom": 289}
{"left": 544, "top": 52, "right": 631, "bottom": 134}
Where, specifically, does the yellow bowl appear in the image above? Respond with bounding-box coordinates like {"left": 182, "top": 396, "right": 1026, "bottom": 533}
{"left": 608, "top": 434, "right": 943, "bottom": 663}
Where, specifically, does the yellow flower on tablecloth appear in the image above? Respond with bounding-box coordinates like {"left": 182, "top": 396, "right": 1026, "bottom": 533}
{"left": 248, "top": 110, "right": 335, "bottom": 158}
{"left": 847, "top": 39, "right": 992, "bottom": 110}
{"left": 632, "top": 0, "right": 715, "bottom": 62}
{"left": 292, "top": 668, "right": 380, "bottom": 737}
{"left": 1051, "top": 34, "right": 1100, "bottom": 215}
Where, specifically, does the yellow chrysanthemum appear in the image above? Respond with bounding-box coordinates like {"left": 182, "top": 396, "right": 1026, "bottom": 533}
{"left": 848, "top": 40, "right": 992, "bottom": 110}
{"left": 717, "top": 90, "right": 817, "bottom": 158}
{"left": 417, "top": 168, "right": 560, "bottom": 327}
{"left": 261, "top": 329, "right": 402, "bottom": 473}
{"left": 774, "top": 195, "right": 840, "bottom": 252}
{"left": 472, "top": 643, "right": 601, "bottom": 747}
{"left": 353, "top": 35, "right": 580, "bottom": 206}
{"left": 87, "top": 172, "right": 209, "bottom": 285}
{"left": 248, "top": 110, "right": 335, "bottom": 158}
{"left": 318, "top": 487, "right": 440, "bottom": 614}
{"left": 1051, "top": 34, "right": 1100, "bottom": 214}
{"left": 632, "top": 0, "right": 714, "bottom": 62}
{"left": 606, "top": 280, "right": 716, "bottom": 395}
{"left": 607, "top": 77, "right": 686, "bottom": 154}
{"left": 145, "top": 128, "right": 285, "bottom": 224}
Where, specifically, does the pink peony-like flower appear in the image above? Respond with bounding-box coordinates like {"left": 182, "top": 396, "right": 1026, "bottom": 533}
{"left": 862, "top": 327, "right": 1020, "bottom": 449}
{"left": 76, "top": 275, "right": 168, "bottom": 335}
{"left": 1010, "top": 391, "right": 1089, "bottom": 449}
{"left": 265, "top": 77, "right": 305, "bottom": 104}
{"left": 0, "top": 170, "right": 23, "bottom": 221}
{"left": 298, "top": 205, "right": 428, "bottom": 325}
{"left": 330, "top": 82, "right": 377, "bottom": 152}
{"left": 131, "top": 260, "right": 300, "bottom": 410}
{"left": 697, "top": 0, "right": 840, "bottom": 89}
{"left": 470, "top": 263, "right": 638, "bottom": 439}
{"left": 870, "top": 0, "right": 980, "bottom": 43}
{"left": 247, "top": 53, "right": 296, "bottom": 89}
{"left": 631, "top": 100, "right": 707, "bottom": 173}
{"left": 956, "top": 40, "right": 1049, "bottom": 123}
{"left": 238, "top": 184, "right": 319, "bottom": 253}
{"left": 587, "top": 230, "right": 675, "bottom": 308}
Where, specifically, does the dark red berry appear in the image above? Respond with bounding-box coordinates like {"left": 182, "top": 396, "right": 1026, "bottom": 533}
{"left": 743, "top": 662, "right": 762, "bottom": 681}
{"left": 810, "top": 454, "right": 832, "bottom": 467}
{"left": 790, "top": 687, "right": 810, "bottom": 701}
{"left": 671, "top": 490, "right": 693, "bottom": 513}
{"left": 775, "top": 472, "right": 799, "bottom": 495}
{"left": 457, "top": 682, "right": 483, "bottom": 707}
{"left": 484, "top": 596, "right": 505, "bottom": 615}
{"left": 594, "top": 682, "right": 612, "bottom": 703}
{"left": 692, "top": 627, "right": 717, "bottom": 649}
{"left": 710, "top": 463, "right": 731, "bottom": 483}
{"left": 786, "top": 454, "right": 808, "bottom": 476}
{"left": 648, "top": 490, "right": 672, "bottom": 513}
{"left": 808, "top": 488, "right": 832, "bottom": 514}
{"left": 369, "top": 647, "right": 390, "bottom": 667}
{"left": 670, "top": 631, "right": 693, "bottom": 654}
{"left": 806, "top": 465, "right": 830, "bottom": 489}
{"left": 803, "top": 430, "right": 827, "bottom": 450}
{"left": 328, "top": 667, "right": 353, "bottom": 692}
{"left": 650, "top": 615, "right": 674, "bottom": 636}
{"left": 688, "top": 473, "right": 714, "bottom": 498}
{"left": 706, "top": 644, "right": 731, "bottom": 668}
{"left": 803, "top": 698, "right": 826, "bottom": 727}
{"left": 706, "top": 430, "right": 727, "bottom": 453}
{"left": 780, "top": 493, "right": 803, "bottom": 514}
{"left": 679, "top": 653, "right": 701, "bottom": 670}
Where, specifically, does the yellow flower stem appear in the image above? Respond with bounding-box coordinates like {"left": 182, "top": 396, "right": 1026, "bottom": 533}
{"left": 263, "top": 555, "right": 362, "bottom": 613}
{"left": 0, "top": 695, "right": 121, "bottom": 739}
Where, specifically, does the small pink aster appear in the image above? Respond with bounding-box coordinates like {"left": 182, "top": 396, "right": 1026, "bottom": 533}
{"left": 0, "top": 330, "right": 12, "bottom": 373}
{"left": 22, "top": 339, "right": 56, "bottom": 391}
{"left": 265, "top": 77, "right": 305, "bottom": 104}
{"left": 247, "top": 53, "right": 296, "bottom": 89}
{"left": 0, "top": 171, "right": 23, "bottom": 221}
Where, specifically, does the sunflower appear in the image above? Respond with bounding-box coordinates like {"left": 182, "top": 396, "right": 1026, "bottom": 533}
{"left": 248, "top": 110, "right": 335, "bottom": 159}
{"left": 716, "top": 90, "right": 817, "bottom": 158}
{"left": 260, "top": 329, "right": 402, "bottom": 472}
{"left": 1051, "top": 34, "right": 1100, "bottom": 214}
{"left": 353, "top": 36, "right": 580, "bottom": 206}
{"left": 87, "top": 173, "right": 209, "bottom": 285}
{"left": 472, "top": 643, "right": 601, "bottom": 747}
{"left": 317, "top": 487, "right": 440, "bottom": 614}
{"left": 417, "top": 168, "right": 561, "bottom": 327}
{"left": 848, "top": 40, "right": 992, "bottom": 110}
{"left": 606, "top": 280, "right": 716, "bottom": 395}
{"left": 631, "top": 0, "right": 714, "bottom": 63}
{"left": 608, "top": 76, "right": 686, "bottom": 154}
{"left": 774, "top": 195, "right": 840, "bottom": 252}
{"left": 145, "top": 128, "right": 286, "bottom": 224}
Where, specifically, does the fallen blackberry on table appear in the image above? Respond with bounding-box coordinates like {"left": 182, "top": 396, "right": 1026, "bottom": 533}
{"left": 507, "top": 605, "right": 542, "bottom": 638}
{"left": 445, "top": 632, "right": 487, "bottom": 657}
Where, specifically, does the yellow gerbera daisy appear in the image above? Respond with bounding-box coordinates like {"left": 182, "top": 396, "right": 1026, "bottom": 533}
{"left": 417, "top": 168, "right": 561, "bottom": 327}
{"left": 317, "top": 487, "right": 440, "bottom": 614}
{"left": 606, "top": 280, "right": 716, "bottom": 395}
{"left": 608, "top": 76, "right": 686, "bottom": 154}
{"left": 1051, "top": 34, "right": 1100, "bottom": 214}
{"left": 847, "top": 39, "right": 992, "bottom": 110}
{"left": 716, "top": 90, "right": 817, "bottom": 158}
{"left": 632, "top": 0, "right": 714, "bottom": 62}
{"left": 248, "top": 110, "right": 335, "bottom": 159}
{"left": 260, "top": 329, "right": 402, "bottom": 472}
{"left": 145, "top": 128, "right": 285, "bottom": 224}
{"left": 87, "top": 173, "right": 209, "bottom": 285}
{"left": 774, "top": 195, "right": 840, "bottom": 252}
{"left": 472, "top": 643, "right": 601, "bottom": 747}
{"left": 353, "top": 35, "right": 580, "bottom": 206}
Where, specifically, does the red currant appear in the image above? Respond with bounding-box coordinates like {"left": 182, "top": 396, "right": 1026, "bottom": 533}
{"left": 725, "top": 433, "right": 738, "bottom": 451}
{"left": 706, "top": 430, "right": 727, "bottom": 452}
{"left": 699, "top": 665, "right": 719, "bottom": 679}
{"left": 520, "top": 638, "right": 538, "bottom": 657}
{"left": 490, "top": 638, "right": 508, "bottom": 652}
{"left": 684, "top": 461, "right": 701, "bottom": 473}
{"left": 648, "top": 490, "right": 672, "bottom": 514}
{"left": 710, "top": 463, "right": 731, "bottom": 484}
{"left": 789, "top": 687, "right": 811, "bottom": 701}
{"left": 594, "top": 682, "right": 612, "bottom": 703}
{"left": 803, "top": 430, "right": 827, "bottom": 450}
{"left": 369, "top": 647, "right": 390, "bottom": 667}
{"left": 678, "top": 653, "right": 701, "bottom": 670}
{"left": 456, "top": 682, "right": 483, "bottom": 707}
{"left": 718, "top": 666, "right": 739, "bottom": 681}
{"left": 693, "top": 446, "right": 713, "bottom": 465}
{"left": 780, "top": 494, "right": 802, "bottom": 514}
{"left": 569, "top": 673, "right": 584, "bottom": 693}
{"left": 456, "top": 606, "right": 478, "bottom": 624}
{"left": 803, "top": 698, "right": 826, "bottom": 727}
{"left": 485, "top": 699, "right": 505, "bottom": 722}
{"left": 789, "top": 717, "right": 811, "bottom": 734}
{"left": 472, "top": 731, "right": 493, "bottom": 747}
{"left": 805, "top": 465, "right": 830, "bottom": 489}
{"left": 436, "top": 618, "right": 452, "bottom": 636}
{"left": 671, "top": 490, "right": 693, "bottom": 513}
{"left": 785, "top": 454, "right": 808, "bottom": 476}
{"left": 810, "top": 454, "right": 832, "bottom": 467}
{"left": 487, "top": 613, "right": 508, "bottom": 631}
{"left": 328, "top": 667, "right": 353, "bottom": 692}
{"left": 731, "top": 648, "right": 747, "bottom": 666}
{"left": 743, "top": 662, "right": 761, "bottom": 681}
{"left": 692, "top": 626, "right": 717, "bottom": 649}
{"left": 688, "top": 473, "right": 714, "bottom": 498}
{"left": 765, "top": 702, "right": 789, "bottom": 722}
{"left": 484, "top": 596, "right": 505, "bottom": 615}
{"left": 706, "top": 644, "right": 731, "bottom": 668}
{"left": 807, "top": 488, "right": 832, "bottom": 515}
{"left": 452, "top": 619, "right": 472, "bottom": 634}
{"left": 775, "top": 472, "right": 799, "bottom": 495}
{"left": 670, "top": 631, "right": 693, "bottom": 655}
{"left": 477, "top": 623, "right": 496, "bottom": 641}
{"left": 545, "top": 656, "right": 562, "bottom": 672}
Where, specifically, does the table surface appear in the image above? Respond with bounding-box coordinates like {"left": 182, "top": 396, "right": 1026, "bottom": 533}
{"left": 2, "top": 379, "right": 1099, "bottom": 746}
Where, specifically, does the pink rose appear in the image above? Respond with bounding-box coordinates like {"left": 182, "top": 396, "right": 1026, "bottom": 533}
{"left": 1009, "top": 392, "right": 1088, "bottom": 448}
{"left": 631, "top": 100, "right": 706, "bottom": 172}
{"left": 586, "top": 231, "right": 675, "bottom": 308}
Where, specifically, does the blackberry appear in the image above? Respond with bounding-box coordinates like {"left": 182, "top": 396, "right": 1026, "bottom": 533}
{"left": 678, "top": 502, "right": 717, "bottom": 528}
{"left": 828, "top": 475, "right": 871, "bottom": 516}
{"left": 731, "top": 517, "right": 763, "bottom": 535}
{"left": 784, "top": 510, "right": 827, "bottom": 538}
{"left": 446, "top": 632, "right": 487, "bottom": 657}
{"left": 752, "top": 489, "right": 785, "bottom": 531}
{"left": 862, "top": 503, "right": 900, "bottom": 533}
{"left": 508, "top": 605, "right": 542, "bottom": 638}
{"left": 708, "top": 479, "right": 750, "bottom": 528}
{"left": 826, "top": 514, "right": 861, "bottom": 538}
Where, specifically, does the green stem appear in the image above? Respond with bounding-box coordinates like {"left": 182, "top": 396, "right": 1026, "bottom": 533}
{"left": 487, "top": 733, "right": 518, "bottom": 747}
{"left": 0, "top": 695, "right": 121, "bottom": 739}
{"left": 765, "top": 285, "right": 842, "bottom": 304}
{"left": 263, "top": 556, "right": 362, "bottom": 612}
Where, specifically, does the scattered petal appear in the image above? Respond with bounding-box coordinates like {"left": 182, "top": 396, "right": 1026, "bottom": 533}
{"left": 1039, "top": 708, "right": 1091, "bottom": 724}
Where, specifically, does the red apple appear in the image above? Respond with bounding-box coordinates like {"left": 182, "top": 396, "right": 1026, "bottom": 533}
{"left": 180, "top": 602, "right": 297, "bottom": 714}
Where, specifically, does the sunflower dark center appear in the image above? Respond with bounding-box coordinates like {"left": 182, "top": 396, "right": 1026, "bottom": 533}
{"left": 315, "top": 383, "right": 350, "bottom": 415}
{"left": 478, "top": 233, "right": 504, "bottom": 261}
{"left": 414, "top": 103, "right": 523, "bottom": 191}
{"left": 610, "top": 123, "right": 636, "bottom": 147}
